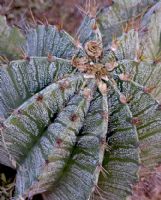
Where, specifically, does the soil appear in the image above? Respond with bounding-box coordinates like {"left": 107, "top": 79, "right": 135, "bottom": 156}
{"left": 129, "top": 165, "right": 161, "bottom": 200}
{"left": 0, "top": 0, "right": 109, "bottom": 35}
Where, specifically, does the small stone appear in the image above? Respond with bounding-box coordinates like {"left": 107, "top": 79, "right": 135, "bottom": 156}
{"left": 90, "top": 61, "right": 94, "bottom": 65}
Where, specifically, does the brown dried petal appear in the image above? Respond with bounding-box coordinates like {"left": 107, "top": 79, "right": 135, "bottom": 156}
{"left": 85, "top": 40, "right": 102, "bottom": 58}
{"left": 72, "top": 56, "right": 88, "bottom": 72}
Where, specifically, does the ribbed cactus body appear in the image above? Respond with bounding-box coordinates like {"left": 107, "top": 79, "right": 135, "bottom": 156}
{"left": 1, "top": 1, "right": 161, "bottom": 200}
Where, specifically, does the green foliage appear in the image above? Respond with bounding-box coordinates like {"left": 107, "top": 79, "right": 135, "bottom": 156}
{"left": 0, "top": 16, "right": 25, "bottom": 62}
{"left": 1, "top": 1, "right": 161, "bottom": 200}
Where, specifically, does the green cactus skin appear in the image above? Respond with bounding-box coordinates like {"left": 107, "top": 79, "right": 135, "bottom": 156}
{"left": 1, "top": 1, "right": 161, "bottom": 200}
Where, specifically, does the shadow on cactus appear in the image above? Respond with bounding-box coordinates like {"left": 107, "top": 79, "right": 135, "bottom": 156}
{"left": 1, "top": 1, "right": 161, "bottom": 200}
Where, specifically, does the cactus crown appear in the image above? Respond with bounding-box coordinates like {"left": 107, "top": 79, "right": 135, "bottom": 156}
{"left": 1, "top": 1, "right": 161, "bottom": 200}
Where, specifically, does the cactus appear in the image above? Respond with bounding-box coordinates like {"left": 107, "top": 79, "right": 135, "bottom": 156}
{"left": 97, "top": 0, "right": 159, "bottom": 46}
{"left": 1, "top": 1, "right": 161, "bottom": 199}
{"left": 0, "top": 16, "right": 25, "bottom": 63}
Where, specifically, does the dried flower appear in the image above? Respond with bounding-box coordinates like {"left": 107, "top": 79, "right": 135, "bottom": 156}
{"left": 72, "top": 56, "right": 88, "bottom": 72}
{"left": 85, "top": 40, "right": 102, "bottom": 59}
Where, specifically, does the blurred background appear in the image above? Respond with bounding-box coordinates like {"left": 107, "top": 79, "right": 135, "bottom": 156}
{"left": 0, "top": 0, "right": 111, "bottom": 35}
